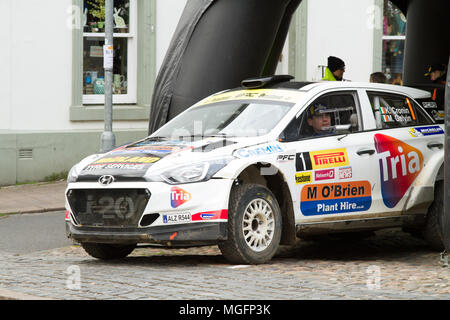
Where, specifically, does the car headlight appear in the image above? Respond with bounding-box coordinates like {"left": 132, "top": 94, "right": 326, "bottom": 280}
{"left": 67, "top": 165, "right": 80, "bottom": 183}
{"left": 67, "top": 154, "right": 103, "bottom": 183}
{"left": 159, "top": 157, "right": 234, "bottom": 185}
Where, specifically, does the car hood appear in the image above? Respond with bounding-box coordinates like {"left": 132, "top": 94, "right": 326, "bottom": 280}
{"left": 74, "top": 136, "right": 263, "bottom": 182}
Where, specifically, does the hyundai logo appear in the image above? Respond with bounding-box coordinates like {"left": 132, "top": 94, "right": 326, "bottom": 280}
{"left": 99, "top": 175, "right": 115, "bottom": 186}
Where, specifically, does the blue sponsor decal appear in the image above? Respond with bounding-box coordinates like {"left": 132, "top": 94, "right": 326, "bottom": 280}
{"left": 300, "top": 181, "right": 372, "bottom": 216}
{"left": 236, "top": 144, "right": 283, "bottom": 158}
{"left": 200, "top": 213, "right": 215, "bottom": 220}
{"left": 410, "top": 126, "right": 444, "bottom": 137}
{"left": 300, "top": 197, "right": 372, "bottom": 216}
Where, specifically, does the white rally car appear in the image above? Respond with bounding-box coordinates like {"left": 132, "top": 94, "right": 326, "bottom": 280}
{"left": 65, "top": 76, "right": 445, "bottom": 264}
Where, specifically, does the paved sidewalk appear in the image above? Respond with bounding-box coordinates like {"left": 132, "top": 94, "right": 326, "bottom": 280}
{"left": 0, "top": 181, "right": 67, "bottom": 215}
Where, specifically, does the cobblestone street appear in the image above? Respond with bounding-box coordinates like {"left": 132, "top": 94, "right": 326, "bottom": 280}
{"left": 0, "top": 228, "right": 449, "bottom": 300}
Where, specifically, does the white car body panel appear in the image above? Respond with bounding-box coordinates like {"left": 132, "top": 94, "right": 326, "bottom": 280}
{"left": 65, "top": 80, "right": 443, "bottom": 245}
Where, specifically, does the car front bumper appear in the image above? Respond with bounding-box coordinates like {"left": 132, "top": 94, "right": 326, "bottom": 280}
{"left": 65, "top": 179, "right": 232, "bottom": 245}
{"left": 66, "top": 220, "right": 227, "bottom": 245}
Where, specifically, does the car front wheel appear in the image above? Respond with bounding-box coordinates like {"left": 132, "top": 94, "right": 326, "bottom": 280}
{"left": 219, "top": 183, "right": 282, "bottom": 264}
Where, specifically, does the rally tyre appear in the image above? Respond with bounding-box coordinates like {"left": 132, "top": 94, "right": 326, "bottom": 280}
{"left": 219, "top": 183, "right": 282, "bottom": 264}
{"left": 422, "top": 181, "right": 445, "bottom": 251}
{"left": 81, "top": 243, "right": 136, "bottom": 260}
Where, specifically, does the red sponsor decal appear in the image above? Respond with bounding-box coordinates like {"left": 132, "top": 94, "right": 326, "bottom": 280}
{"left": 315, "top": 169, "right": 335, "bottom": 181}
{"left": 192, "top": 210, "right": 228, "bottom": 221}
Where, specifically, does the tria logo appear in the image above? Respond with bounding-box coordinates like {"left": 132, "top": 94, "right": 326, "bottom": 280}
{"left": 374, "top": 134, "right": 423, "bottom": 208}
{"left": 170, "top": 187, "right": 191, "bottom": 208}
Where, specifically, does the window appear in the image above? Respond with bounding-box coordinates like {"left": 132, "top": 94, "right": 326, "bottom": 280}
{"left": 82, "top": 0, "right": 137, "bottom": 104}
{"left": 382, "top": 1, "right": 406, "bottom": 85}
{"left": 367, "top": 92, "right": 433, "bottom": 129}
{"left": 155, "top": 100, "right": 294, "bottom": 138}
{"left": 281, "top": 92, "right": 360, "bottom": 142}
{"left": 71, "top": 0, "right": 156, "bottom": 121}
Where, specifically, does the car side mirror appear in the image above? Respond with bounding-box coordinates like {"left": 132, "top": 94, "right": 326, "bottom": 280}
{"left": 334, "top": 124, "right": 352, "bottom": 133}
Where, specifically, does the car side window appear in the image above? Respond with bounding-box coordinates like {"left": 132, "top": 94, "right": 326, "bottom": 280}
{"left": 280, "top": 92, "right": 361, "bottom": 142}
{"left": 367, "top": 92, "right": 433, "bottom": 129}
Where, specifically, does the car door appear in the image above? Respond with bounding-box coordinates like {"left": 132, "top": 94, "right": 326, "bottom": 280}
{"left": 279, "top": 90, "right": 382, "bottom": 223}
{"left": 364, "top": 90, "right": 443, "bottom": 212}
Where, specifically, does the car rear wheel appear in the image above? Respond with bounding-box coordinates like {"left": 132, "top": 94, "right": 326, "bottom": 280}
{"left": 81, "top": 243, "right": 136, "bottom": 260}
{"left": 422, "top": 181, "right": 445, "bottom": 251}
{"left": 219, "top": 183, "right": 282, "bottom": 264}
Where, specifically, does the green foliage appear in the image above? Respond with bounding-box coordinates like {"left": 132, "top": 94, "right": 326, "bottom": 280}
{"left": 87, "top": 0, "right": 105, "bottom": 21}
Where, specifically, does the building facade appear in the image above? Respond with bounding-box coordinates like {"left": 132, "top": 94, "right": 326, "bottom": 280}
{"left": 0, "top": 0, "right": 404, "bottom": 185}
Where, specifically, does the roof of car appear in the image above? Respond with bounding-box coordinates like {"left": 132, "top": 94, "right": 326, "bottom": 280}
{"left": 294, "top": 81, "right": 432, "bottom": 99}
{"left": 237, "top": 76, "right": 431, "bottom": 100}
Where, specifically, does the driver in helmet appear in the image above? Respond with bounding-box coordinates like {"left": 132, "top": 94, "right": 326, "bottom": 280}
{"left": 306, "top": 103, "right": 334, "bottom": 136}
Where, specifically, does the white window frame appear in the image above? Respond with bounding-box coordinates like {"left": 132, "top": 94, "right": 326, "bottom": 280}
{"left": 82, "top": 0, "right": 138, "bottom": 105}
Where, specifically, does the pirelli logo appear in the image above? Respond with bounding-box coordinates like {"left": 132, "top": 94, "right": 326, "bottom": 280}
{"left": 296, "top": 149, "right": 349, "bottom": 171}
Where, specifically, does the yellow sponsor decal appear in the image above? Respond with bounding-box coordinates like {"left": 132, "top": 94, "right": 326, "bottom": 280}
{"left": 93, "top": 156, "right": 160, "bottom": 164}
{"left": 310, "top": 148, "right": 349, "bottom": 170}
{"left": 196, "top": 89, "right": 304, "bottom": 106}
{"left": 295, "top": 172, "right": 313, "bottom": 184}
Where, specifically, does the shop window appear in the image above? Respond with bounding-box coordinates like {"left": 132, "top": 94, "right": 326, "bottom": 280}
{"left": 82, "top": 0, "right": 137, "bottom": 104}
{"left": 382, "top": 1, "right": 406, "bottom": 85}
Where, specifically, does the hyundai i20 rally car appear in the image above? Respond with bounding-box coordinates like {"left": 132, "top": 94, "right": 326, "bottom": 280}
{"left": 65, "top": 76, "right": 445, "bottom": 264}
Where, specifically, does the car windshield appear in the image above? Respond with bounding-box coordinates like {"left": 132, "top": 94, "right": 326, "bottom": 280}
{"left": 154, "top": 100, "right": 294, "bottom": 139}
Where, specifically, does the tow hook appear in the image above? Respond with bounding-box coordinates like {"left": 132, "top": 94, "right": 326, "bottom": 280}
{"left": 440, "top": 250, "right": 449, "bottom": 268}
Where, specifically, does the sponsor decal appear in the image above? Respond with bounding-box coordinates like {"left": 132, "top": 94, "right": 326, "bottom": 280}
{"left": 170, "top": 187, "right": 192, "bottom": 208}
{"left": 296, "top": 152, "right": 313, "bottom": 171}
{"left": 338, "top": 167, "right": 353, "bottom": 179}
{"left": 422, "top": 101, "right": 438, "bottom": 109}
{"left": 114, "top": 145, "right": 184, "bottom": 155}
{"left": 197, "top": 89, "right": 304, "bottom": 106}
{"left": 83, "top": 154, "right": 160, "bottom": 172}
{"left": 315, "top": 169, "right": 335, "bottom": 181}
{"left": 408, "top": 126, "right": 444, "bottom": 137}
{"left": 300, "top": 181, "right": 372, "bottom": 216}
{"left": 84, "top": 163, "right": 146, "bottom": 171}
{"left": 277, "top": 154, "right": 295, "bottom": 162}
{"left": 162, "top": 212, "right": 192, "bottom": 224}
{"left": 91, "top": 155, "right": 160, "bottom": 165}
{"left": 374, "top": 134, "right": 423, "bottom": 208}
{"left": 192, "top": 210, "right": 228, "bottom": 221}
{"left": 296, "top": 149, "right": 349, "bottom": 171}
{"left": 295, "top": 172, "right": 313, "bottom": 184}
{"left": 236, "top": 144, "right": 283, "bottom": 158}
{"left": 431, "top": 110, "right": 445, "bottom": 121}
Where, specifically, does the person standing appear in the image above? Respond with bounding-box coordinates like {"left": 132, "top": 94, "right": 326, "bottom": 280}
{"left": 322, "top": 56, "right": 346, "bottom": 81}
{"left": 425, "top": 63, "right": 447, "bottom": 85}
{"left": 370, "top": 72, "right": 387, "bottom": 83}
{"left": 424, "top": 63, "right": 448, "bottom": 109}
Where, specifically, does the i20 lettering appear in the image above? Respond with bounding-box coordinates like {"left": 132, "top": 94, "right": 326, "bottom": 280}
{"left": 301, "top": 181, "right": 372, "bottom": 216}
{"left": 374, "top": 134, "right": 423, "bottom": 208}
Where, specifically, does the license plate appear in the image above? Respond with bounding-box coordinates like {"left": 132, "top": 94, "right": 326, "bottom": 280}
{"left": 162, "top": 213, "right": 192, "bottom": 224}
